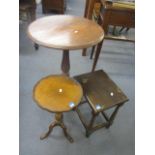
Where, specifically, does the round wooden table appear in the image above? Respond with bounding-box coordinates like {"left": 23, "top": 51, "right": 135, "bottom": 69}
{"left": 33, "top": 75, "right": 83, "bottom": 142}
{"left": 28, "top": 15, "right": 104, "bottom": 75}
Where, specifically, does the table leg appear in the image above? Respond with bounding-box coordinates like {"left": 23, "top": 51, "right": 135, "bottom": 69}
{"left": 40, "top": 122, "right": 56, "bottom": 140}
{"left": 59, "top": 121, "right": 74, "bottom": 143}
{"left": 82, "top": 48, "right": 87, "bottom": 56}
{"left": 90, "top": 45, "right": 96, "bottom": 59}
{"left": 34, "top": 43, "right": 39, "bottom": 50}
{"left": 92, "top": 40, "right": 104, "bottom": 72}
{"left": 106, "top": 104, "right": 123, "bottom": 128}
{"left": 40, "top": 113, "right": 74, "bottom": 143}
{"left": 61, "top": 50, "right": 70, "bottom": 76}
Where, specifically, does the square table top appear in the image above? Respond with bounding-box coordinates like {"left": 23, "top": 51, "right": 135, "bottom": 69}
{"left": 74, "top": 70, "right": 129, "bottom": 113}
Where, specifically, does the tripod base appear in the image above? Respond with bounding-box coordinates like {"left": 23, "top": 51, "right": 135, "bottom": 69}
{"left": 40, "top": 113, "right": 74, "bottom": 143}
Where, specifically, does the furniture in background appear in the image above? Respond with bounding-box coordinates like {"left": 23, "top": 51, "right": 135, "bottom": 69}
{"left": 74, "top": 70, "right": 128, "bottom": 137}
{"left": 84, "top": 0, "right": 135, "bottom": 38}
{"left": 84, "top": 0, "right": 99, "bottom": 19}
{"left": 82, "top": 0, "right": 100, "bottom": 56}
{"left": 33, "top": 75, "right": 83, "bottom": 142}
{"left": 19, "top": 0, "right": 36, "bottom": 23}
{"left": 83, "top": 0, "right": 135, "bottom": 71}
{"left": 28, "top": 15, "right": 104, "bottom": 75}
{"left": 99, "top": 0, "right": 135, "bottom": 41}
{"left": 19, "top": 0, "right": 38, "bottom": 50}
{"left": 42, "top": 0, "right": 66, "bottom": 14}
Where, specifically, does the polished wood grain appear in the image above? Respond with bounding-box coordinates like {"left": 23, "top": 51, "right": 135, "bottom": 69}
{"left": 34, "top": 75, "right": 83, "bottom": 142}
{"left": 33, "top": 75, "right": 83, "bottom": 113}
{"left": 28, "top": 15, "right": 104, "bottom": 50}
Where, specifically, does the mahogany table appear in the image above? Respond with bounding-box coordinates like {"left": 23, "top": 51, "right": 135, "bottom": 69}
{"left": 33, "top": 75, "right": 83, "bottom": 142}
{"left": 27, "top": 15, "right": 104, "bottom": 75}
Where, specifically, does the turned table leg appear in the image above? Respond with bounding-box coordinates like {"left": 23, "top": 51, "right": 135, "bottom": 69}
{"left": 61, "top": 50, "right": 70, "bottom": 76}
{"left": 40, "top": 113, "right": 74, "bottom": 143}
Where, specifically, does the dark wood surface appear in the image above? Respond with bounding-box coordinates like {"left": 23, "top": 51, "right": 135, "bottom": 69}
{"left": 42, "top": 0, "right": 66, "bottom": 14}
{"left": 74, "top": 70, "right": 128, "bottom": 113}
{"left": 19, "top": 0, "right": 36, "bottom": 7}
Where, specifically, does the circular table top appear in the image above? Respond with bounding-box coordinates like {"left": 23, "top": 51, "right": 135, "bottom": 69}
{"left": 33, "top": 75, "right": 83, "bottom": 112}
{"left": 28, "top": 15, "right": 104, "bottom": 50}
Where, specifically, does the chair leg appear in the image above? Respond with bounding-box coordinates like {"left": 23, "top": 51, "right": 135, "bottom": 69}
{"left": 119, "top": 27, "right": 130, "bottom": 33}
{"left": 90, "top": 45, "right": 96, "bottom": 59}
{"left": 125, "top": 28, "right": 130, "bottom": 32}
{"left": 112, "top": 26, "right": 116, "bottom": 35}
{"left": 119, "top": 27, "right": 125, "bottom": 33}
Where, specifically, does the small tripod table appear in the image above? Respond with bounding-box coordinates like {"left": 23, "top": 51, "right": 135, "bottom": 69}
{"left": 33, "top": 75, "right": 83, "bottom": 142}
{"left": 28, "top": 15, "right": 104, "bottom": 75}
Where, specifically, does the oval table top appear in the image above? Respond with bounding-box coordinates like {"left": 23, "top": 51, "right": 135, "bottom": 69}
{"left": 28, "top": 15, "right": 104, "bottom": 50}
{"left": 33, "top": 75, "right": 83, "bottom": 112}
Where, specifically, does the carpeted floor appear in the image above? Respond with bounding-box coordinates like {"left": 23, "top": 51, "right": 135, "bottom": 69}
{"left": 19, "top": 0, "right": 135, "bottom": 155}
